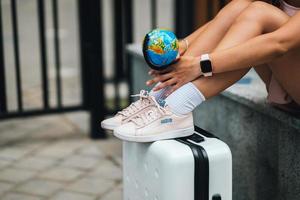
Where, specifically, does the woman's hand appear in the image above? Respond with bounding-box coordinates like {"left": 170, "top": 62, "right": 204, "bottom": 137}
{"left": 146, "top": 56, "right": 202, "bottom": 92}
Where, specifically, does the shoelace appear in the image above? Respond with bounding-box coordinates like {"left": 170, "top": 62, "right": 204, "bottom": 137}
{"left": 117, "top": 90, "right": 151, "bottom": 117}
{"left": 130, "top": 97, "right": 167, "bottom": 127}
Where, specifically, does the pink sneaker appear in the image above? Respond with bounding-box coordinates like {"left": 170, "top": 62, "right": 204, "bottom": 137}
{"left": 101, "top": 90, "right": 155, "bottom": 131}
{"left": 114, "top": 96, "right": 194, "bottom": 142}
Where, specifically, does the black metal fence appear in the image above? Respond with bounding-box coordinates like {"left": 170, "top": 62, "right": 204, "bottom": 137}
{"left": 0, "top": 0, "right": 76, "bottom": 114}
{"left": 0, "top": 0, "right": 224, "bottom": 139}
{"left": 0, "top": 0, "right": 105, "bottom": 138}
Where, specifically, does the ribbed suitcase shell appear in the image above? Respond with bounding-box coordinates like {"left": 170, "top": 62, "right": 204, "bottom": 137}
{"left": 123, "top": 126, "right": 232, "bottom": 200}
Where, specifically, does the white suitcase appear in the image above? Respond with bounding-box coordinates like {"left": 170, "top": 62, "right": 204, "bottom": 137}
{"left": 123, "top": 126, "right": 232, "bottom": 200}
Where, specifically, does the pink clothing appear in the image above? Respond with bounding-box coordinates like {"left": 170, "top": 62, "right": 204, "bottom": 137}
{"left": 280, "top": 0, "right": 300, "bottom": 16}
{"left": 266, "top": 0, "right": 299, "bottom": 104}
{"left": 267, "top": 77, "right": 292, "bottom": 104}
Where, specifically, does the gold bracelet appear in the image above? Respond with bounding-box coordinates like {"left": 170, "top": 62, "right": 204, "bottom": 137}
{"left": 183, "top": 38, "right": 189, "bottom": 50}
{"left": 180, "top": 38, "right": 189, "bottom": 54}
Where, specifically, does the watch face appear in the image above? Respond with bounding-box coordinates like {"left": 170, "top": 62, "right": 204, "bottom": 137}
{"left": 200, "top": 60, "right": 212, "bottom": 73}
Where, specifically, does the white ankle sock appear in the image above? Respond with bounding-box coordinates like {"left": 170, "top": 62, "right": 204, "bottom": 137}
{"left": 165, "top": 82, "right": 205, "bottom": 115}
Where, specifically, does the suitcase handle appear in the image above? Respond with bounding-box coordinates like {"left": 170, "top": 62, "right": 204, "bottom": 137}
{"left": 194, "top": 126, "right": 219, "bottom": 139}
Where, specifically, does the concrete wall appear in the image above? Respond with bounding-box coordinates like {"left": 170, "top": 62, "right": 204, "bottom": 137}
{"left": 195, "top": 96, "right": 300, "bottom": 200}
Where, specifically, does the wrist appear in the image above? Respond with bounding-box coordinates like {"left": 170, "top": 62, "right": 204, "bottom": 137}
{"left": 193, "top": 56, "right": 203, "bottom": 77}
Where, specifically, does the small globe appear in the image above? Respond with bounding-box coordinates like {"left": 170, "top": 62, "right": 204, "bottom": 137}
{"left": 143, "top": 29, "right": 179, "bottom": 70}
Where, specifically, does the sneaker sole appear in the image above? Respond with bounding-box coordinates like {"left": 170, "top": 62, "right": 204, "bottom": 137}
{"left": 101, "top": 122, "right": 119, "bottom": 131}
{"left": 113, "top": 126, "right": 194, "bottom": 142}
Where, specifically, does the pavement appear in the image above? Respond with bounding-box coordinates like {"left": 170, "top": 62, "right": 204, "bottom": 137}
{"left": 0, "top": 112, "right": 123, "bottom": 200}
{"left": 0, "top": 0, "right": 126, "bottom": 199}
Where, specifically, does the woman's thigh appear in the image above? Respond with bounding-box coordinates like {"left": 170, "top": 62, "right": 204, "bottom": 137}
{"left": 235, "top": 2, "right": 300, "bottom": 103}
{"left": 268, "top": 49, "right": 300, "bottom": 104}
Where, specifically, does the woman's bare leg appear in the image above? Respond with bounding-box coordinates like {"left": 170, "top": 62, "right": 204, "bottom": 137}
{"left": 190, "top": 2, "right": 291, "bottom": 100}
{"left": 185, "top": 0, "right": 253, "bottom": 56}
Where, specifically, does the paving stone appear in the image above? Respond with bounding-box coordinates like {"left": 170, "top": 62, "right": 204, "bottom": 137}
{"left": 0, "top": 182, "right": 14, "bottom": 195}
{"left": 0, "top": 123, "right": 49, "bottom": 147}
{"left": 36, "top": 137, "right": 89, "bottom": 158}
{"left": 14, "top": 156, "right": 56, "bottom": 171}
{"left": 53, "top": 139, "right": 88, "bottom": 152}
{"left": 1, "top": 192, "right": 42, "bottom": 200}
{"left": 29, "top": 119, "right": 75, "bottom": 140}
{"left": 100, "top": 188, "right": 122, "bottom": 200}
{"left": 0, "top": 132, "right": 28, "bottom": 145}
{"left": 114, "top": 157, "right": 122, "bottom": 167}
{"left": 39, "top": 167, "right": 82, "bottom": 182}
{"left": 33, "top": 115, "right": 66, "bottom": 128}
{"left": 0, "top": 168, "right": 36, "bottom": 183}
{"left": 88, "top": 160, "right": 122, "bottom": 181}
{"left": 14, "top": 142, "right": 47, "bottom": 153}
{"left": 0, "top": 119, "right": 41, "bottom": 143}
{"left": 0, "top": 159, "right": 12, "bottom": 169}
{"left": 35, "top": 144, "right": 76, "bottom": 159}
{"left": 50, "top": 191, "right": 95, "bottom": 200}
{"left": 0, "top": 113, "right": 123, "bottom": 199}
{"left": 29, "top": 129, "right": 74, "bottom": 142}
{"left": 1, "top": 116, "right": 57, "bottom": 134}
{"left": 0, "top": 121, "right": 17, "bottom": 131}
{"left": 64, "top": 112, "right": 90, "bottom": 134}
{"left": 0, "top": 148, "right": 30, "bottom": 161}
{"left": 16, "top": 179, "right": 64, "bottom": 197}
{"left": 95, "top": 138, "right": 122, "bottom": 158}
{"left": 60, "top": 155, "right": 99, "bottom": 170}
{"left": 116, "top": 183, "right": 123, "bottom": 190}
{"left": 68, "top": 178, "right": 115, "bottom": 195}
{"left": 77, "top": 145, "right": 105, "bottom": 158}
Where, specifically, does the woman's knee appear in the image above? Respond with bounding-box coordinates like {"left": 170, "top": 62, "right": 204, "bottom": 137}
{"left": 215, "top": 0, "right": 252, "bottom": 20}
{"left": 234, "top": 1, "right": 289, "bottom": 32}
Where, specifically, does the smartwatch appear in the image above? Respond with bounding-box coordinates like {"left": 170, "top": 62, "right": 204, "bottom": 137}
{"left": 200, "top": 54, "right": 213, "bottom": 77}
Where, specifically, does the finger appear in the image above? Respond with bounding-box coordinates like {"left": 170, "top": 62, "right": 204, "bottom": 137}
{"left": 149, "top": 70, "right": 172, "bottom": 79}
{"left": 149, "top": 71, "right": 159, "bottom": 76}
{"left": 156, "top": 73, "right": 173, "bottom": 82}
{"left": 153, "top": 78, "right": 177, "bottom": 91}
{"left": 148, "top": 70, "right": 161, "bottom": 77}
{"left": 146, "top": 79, "right": 155, "bottom": 86}
{"left": 146, "top": 75, "right": 164, "bottom": 86}
{"left": 169, "top": 83, "right": 181, "bottom": 94}
{"left": 169, "top": 61, "right": 180, "bottom": 69}
{"left": 148, "top": 69, "right": 157, "bottom": 75}
{"left": 146, "top": 72, "right": 173, "bottom": 86}
{"left": 155, "top": 67, "right": 173, "bottom": 75}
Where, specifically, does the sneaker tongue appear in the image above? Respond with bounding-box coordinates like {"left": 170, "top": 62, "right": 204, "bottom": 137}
{"left": 157, "top": 99, "right": 166, "bottom": 107}
{"left": 149, "top": 96, "right": 159, "bottom": 105}
{"left": 149, "top": 95, "right": 167, "bottom": 107}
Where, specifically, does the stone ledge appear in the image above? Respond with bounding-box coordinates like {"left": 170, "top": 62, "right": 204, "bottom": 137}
{"left": 127, "top": 43, "right": 300, "bottom": 131}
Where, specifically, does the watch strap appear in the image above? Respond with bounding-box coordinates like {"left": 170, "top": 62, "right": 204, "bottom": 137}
{"left": 201, "top": 54, "right": 210, "bottom": 61}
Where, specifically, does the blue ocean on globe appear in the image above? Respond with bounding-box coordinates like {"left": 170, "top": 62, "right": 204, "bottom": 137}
{"left": 144, "top": 29, "right": 179, "bottom": 68}
{"left": 146, "top": 49, "right": 178, "bottom": 67}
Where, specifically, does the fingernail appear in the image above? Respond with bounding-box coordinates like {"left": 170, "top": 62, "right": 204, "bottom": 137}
{"left": 146, "top": 81, "right": 150, "bottom": 85}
